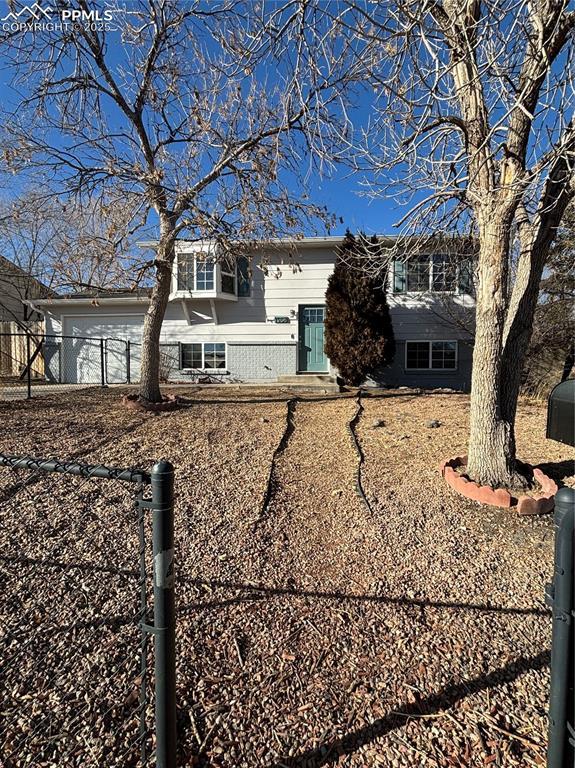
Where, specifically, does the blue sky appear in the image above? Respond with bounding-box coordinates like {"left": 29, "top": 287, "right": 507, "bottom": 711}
{"left": 0, "top": 1, "right": 416, "bottom": 239}
{"left": 309, "top": 169, "right": 399, "bottom": 236}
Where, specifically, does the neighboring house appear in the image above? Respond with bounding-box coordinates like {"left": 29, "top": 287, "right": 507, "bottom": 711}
{"left": 0, "top": 254, "right": 53, "bottom": 326}
{"left": 30, "top": 237, "right": 476, "bottom": 390}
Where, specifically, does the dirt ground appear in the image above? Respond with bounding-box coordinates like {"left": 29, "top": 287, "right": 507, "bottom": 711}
{"left": 0, "top": 386, "right": 573, "bottom": 767}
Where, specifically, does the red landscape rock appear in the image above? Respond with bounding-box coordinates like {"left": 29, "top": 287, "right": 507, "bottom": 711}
{"left": 440, "top": 455, "right": 556, "bottom": 513}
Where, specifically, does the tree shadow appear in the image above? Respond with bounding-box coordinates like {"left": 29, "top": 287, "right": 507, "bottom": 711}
{"left": 0, "top": 553, "right": 138, "bottom": 577}
{"left": 269, "top": 650, "right": 550, "bottom": 767}
{"left": 162, "top": 387, "right": 448, "bottom": 408}
{"left": 534, "top": 459, "right": 575, "bottom": 485}
{"left": 178, "top": 578, "right": 548, "bottom": 617}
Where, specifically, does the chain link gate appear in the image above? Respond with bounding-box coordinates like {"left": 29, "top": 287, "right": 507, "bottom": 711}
{"left": 0, "top": 454, "right": 176, "bottom": 768}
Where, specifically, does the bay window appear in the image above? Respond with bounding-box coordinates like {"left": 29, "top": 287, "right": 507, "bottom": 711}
{"left": 176, "top": 252, "right": 215, "bottom": 291}
{"left": 176, "top": 251, "right": 251, "bottom": 297}
{"left": 195, "top": 259, "right": 215, "bottom": 290}
{"left": 177, "top": 253, "right": 195, "bottom": 291}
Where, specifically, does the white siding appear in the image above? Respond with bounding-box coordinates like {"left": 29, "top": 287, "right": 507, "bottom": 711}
{"left": 387, "top": 294, "right": 475, "bottom": 341}
{"left": 158, "top": 248, "right": 336, "bottom": 344}
{"left": 40, "top": 242, "right": 476, "bottom": 387}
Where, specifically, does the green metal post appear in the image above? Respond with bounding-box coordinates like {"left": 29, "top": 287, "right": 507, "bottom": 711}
{"left": 100, "top": 338, "right": 105, "bottom": 386}
{"left": 26, "top": 333, "right": 31, "bottom": 399}
{"left": 151, "top": 460, "right": 176, "bottom": 768}
{"left": 547, "top": 486, "right": 575, "bottom": 768}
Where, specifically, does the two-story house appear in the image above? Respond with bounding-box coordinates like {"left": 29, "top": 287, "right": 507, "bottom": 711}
{"left": 30, "top": 236, "right": 475, "bottom": 390}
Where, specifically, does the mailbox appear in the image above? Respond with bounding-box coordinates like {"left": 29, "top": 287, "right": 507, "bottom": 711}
{"left": 547, "top": 379, "right": 575, "bottom": 446}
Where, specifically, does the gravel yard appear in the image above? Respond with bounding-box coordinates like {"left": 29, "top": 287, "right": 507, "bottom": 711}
{"left": 0, "top": 387, "right": 573, "bottom": 767}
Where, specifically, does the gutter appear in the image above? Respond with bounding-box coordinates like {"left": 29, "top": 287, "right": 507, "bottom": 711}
{"left": 29, "top": 296, "right": 151, "bottom": 308}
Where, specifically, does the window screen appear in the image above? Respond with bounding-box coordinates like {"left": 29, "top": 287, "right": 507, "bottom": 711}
{"left": 432, "top": 255, "right": 457, "bottom": 292}
{"left": 181, "top": 343, "right": 202, "bottom": 369}
{"left": 203, "top": 343, "right": 226, "bottom": 369}
{"left": 406, "top": 256, "right": 431, "bottom": 292}
{"left": 405, "top": 341, "right": 430, "bottom": 369}
{"left": 177, "top": 254, "right": 194, "bottom": 290}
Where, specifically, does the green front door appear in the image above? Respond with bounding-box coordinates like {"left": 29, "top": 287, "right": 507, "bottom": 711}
{"left": 298, "top": 305, "right": 328, "bottom": 372}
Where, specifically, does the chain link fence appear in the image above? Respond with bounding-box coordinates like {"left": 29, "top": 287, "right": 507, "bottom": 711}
{"left": 0, "top": 332, "right": 119, "bottom": 400}
{"left": 0, "top": 331, "right": 199, "bottom": 401}
{"left": 0, "top": 454, "right": 176, "bottom": 768}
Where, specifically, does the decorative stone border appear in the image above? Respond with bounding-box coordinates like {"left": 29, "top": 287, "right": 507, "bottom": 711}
{"left": 122, "top": 393, "right": 182, "bottom": 413}
{"left": 439, "top": 455, "right": 558, "bottom": 515}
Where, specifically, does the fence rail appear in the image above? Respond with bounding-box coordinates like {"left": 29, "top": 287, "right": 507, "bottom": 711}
{"left": 0, "top": 452, "right": 176, "bottom": 768}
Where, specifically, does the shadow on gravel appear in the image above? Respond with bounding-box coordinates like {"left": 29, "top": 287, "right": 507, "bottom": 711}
{"left": 270, "top": 649, "right": 550, "bottom": 767}
{"left": 174, "top": 388, "right": 442, "bottom": 407}
{"left": 535, "top": 458, "right": 575, "bottom": 485}
{"left": 179, "top": 578, "right": 548, "bottom": 617}
{"left": 0, "top": 554, "right": 138, "bottom": 578}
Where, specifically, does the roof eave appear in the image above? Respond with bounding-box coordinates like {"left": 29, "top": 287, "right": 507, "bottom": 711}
{"left": 27, "top": 296, "right": 151, "bottom": 308}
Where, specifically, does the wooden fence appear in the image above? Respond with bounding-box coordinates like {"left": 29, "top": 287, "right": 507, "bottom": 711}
{"left": 0, "top": 322, "right": 45, "bottom": 378}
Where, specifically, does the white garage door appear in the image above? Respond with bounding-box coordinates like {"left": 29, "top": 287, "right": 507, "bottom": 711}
{"left": 62, "top": 315, "right": 144, "bottom": 384}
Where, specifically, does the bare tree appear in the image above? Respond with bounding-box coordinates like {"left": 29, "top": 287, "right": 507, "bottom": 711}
{"left": 0, "top": 189, "right": 147, "bottom": 299}
{"left": 0, "top": 191, "right": 59, "bottom": 327}
{"left": 522, "top": 202, "right": 575, "bottom": 395}
{"left": 340, "top": 0, "right": 575, "bottom": 486}
{"left": 0, "top": 0, "right": 366, "bottom": 402}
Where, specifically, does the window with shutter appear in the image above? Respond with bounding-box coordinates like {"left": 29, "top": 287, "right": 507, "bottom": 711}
{"left": 393, "top": 260, "right": 406, "bottom": 293}
{"left": 237, "top": 256, "right": 251, "bottom": 297}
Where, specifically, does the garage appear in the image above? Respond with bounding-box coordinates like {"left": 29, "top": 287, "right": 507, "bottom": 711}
{"left": 61, "top": 315, "right": 144, "bottom": 384}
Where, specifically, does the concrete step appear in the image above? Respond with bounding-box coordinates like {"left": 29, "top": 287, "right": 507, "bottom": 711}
{"left": 276, "top": 374, "right": 340, "bottom": 392}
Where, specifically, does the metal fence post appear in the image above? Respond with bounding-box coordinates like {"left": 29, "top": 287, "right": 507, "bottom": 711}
{"left": 547, "top": 486, "right": 575, "bottom": 768}
{"left": 151, "top": 460, "right": 176, "bottom": 768}
{"left": 26, "top": 333, "right": 32, "bottom": 399}
{"left": 127, "top": 340, "right": 131, "bottom": 384}
{"left": 100, "top": 338, "right": 106, "bottom": 386}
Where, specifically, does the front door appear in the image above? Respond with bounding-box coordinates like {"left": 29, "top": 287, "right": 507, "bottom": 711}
{"left": 298, "top": 305, "right": 328, "bottom": 372}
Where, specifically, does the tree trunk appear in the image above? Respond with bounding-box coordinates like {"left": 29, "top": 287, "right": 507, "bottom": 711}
{"left": 139, "top": 217, "right": 176, "bottom": 403}
{"left": 499, "top": 244, "right": 548, "bottom": 440}
{"left": 466, "top": 219, "right": 520, "bottom": 487}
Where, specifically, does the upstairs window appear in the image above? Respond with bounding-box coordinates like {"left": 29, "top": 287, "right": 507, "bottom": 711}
{"left": 431, "top": 255, "right": 457, "bottom": 292}
{"left": 177, "top": 253, "right": 214, "bottom": 291}
{"left": 195, "top": 258, "right": 214, "bottom": 290}
{"left": 407, "top": 255, "right": 431, "bottom": 292}
{"left": 393, "top": 255, "right": 473, "bottom": 295}
{"left": 177, "top": 253, "right": 194, "bottom": 291}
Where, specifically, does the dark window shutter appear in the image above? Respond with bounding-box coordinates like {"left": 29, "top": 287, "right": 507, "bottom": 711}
{"left": 458, "top": 260, "right": 474, "bottom": 295}
{"left": 393, "top": 260, "right": 406, "bottom": 293}
{"left": 237, "top": 256, "right": 251, "bottom": 297}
